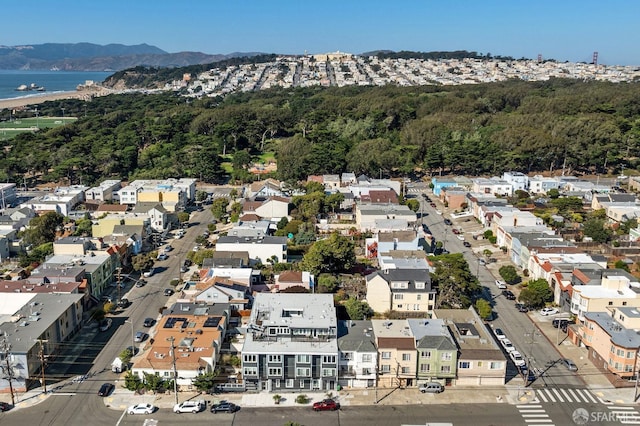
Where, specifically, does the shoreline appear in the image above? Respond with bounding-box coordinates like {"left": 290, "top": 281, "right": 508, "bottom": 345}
{"left": 0, "top": 89, "right": 109, "bottom": 110}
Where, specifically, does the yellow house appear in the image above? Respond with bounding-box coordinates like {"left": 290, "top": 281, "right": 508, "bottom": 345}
{"left": 92, "top": 215, "right": 149, "bottom": 238}
{"left": 371, "top": 319, "right": 418, "bottom": 388}
{"left": 365, "top": 269, "right": 436, "bottom": 315}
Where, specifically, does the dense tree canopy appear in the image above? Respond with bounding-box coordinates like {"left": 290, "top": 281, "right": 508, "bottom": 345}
{"left": 3, "top": 78, "right": 640, "bottom": 188}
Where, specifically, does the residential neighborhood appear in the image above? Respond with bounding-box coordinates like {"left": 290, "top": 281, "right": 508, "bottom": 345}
{"left": 1, "top": 168, "right": 640, "bottom": 421}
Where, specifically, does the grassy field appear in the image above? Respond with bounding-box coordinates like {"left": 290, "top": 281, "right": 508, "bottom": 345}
{"left": 0, "top": 116, "right": 77, "bottom": 134}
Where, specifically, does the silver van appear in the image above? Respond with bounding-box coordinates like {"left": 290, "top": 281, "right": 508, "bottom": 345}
{"left": 419, "top": 382, "right": 444, "bottom": 393}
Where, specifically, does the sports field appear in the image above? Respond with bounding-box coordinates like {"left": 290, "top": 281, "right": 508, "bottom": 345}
{"left": 0, "top": 116, "right": 77, "bottom": 140}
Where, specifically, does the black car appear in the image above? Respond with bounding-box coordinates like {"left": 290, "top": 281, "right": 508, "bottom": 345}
{"left": 0, "top": 402, "right": 12, "bottom": 412}
{"left": 463, "top": 241, "right": 471, "bottom": 248}
{"left": 117, "top": 298, "right": 130, "bottom": 308}
{"left": 98, "top": 382, "right": 114, "bottom": 397}
{"left": 552, "top": 318, "right": 572, "bottom": 328}
{"left": 135, "top": 279, "right": 147, "bottom": 288}
{"left": 444, "top": 219, "right": 452, "bottom": 225}
{"left": 502, "top": 290, "right": 516, "bottom": 300}
{"left": 210, "top": 401, "right": 239, "bottom": 413}
{"left": 164, "top": 288, "right": 174, "bottom": 296}
{"left": 515, "top": 303, "right": 529, "bottom": 313}
{"left": 143, "top": 317, "right": 155, "bottom": 327}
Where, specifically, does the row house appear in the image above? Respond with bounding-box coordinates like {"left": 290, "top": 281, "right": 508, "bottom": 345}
{"left": 365, "top": 230, "right": 420, "bottom": 259}
{"left": 472, "top": 177, "right": 513, "bottom": 197}
{"left": 273, "top": 270, "right": 314, "bottom": 292}
{"left": 85, "top": 180, "right": 121, "bottom": 203}
{"left": 577, "top": 307, "right": 640, "bottom": 386}
{"left": 502, "top": 172, "right": 529, "bottom": 192}
{"left": 528, "top": 175, "right": 561, "bottom": 194}
{"left": 132, "top": 302, "right": 228, "bottom": 389}
{"left": 0, "top": 293, "right": 84, "bottom": 393}
{"left": 356, "top": 204, "right": 417, "bottom": 232}
{"left": 337, "top": 320, "right": 377, "bottom": 388}
{"left": 570, "top": 269, "right": 640, "bottom": 321}
{"left": 408, "top": 319, "right": 458, "bottom": 386}
{"left": 433, "top": 308, "right": 507, "bottom": 386}
{"left": 371, "top": 319, "right": 417, "bottom": 388}
{"left": 241, "top": 293, "right": 339, "bottom": 392}
{"left": 365, "top": 268, "right": 436, "bottom": 315}
{"left": 117, "top": 178, "right": 196, "bottom": 211}
{"left": 215, "top": 235, "right": 287, "bottom": 264}
{"left": 440, "top": 187, "right": 467, "bottom": 210}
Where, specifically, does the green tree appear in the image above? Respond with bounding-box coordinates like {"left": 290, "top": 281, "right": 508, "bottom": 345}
{"left": 73, "top": 217, "right": 93, "bottom": 236}
{"left": 232, "top": 149, "right": 252, "bottom": 170}
{"left": 317, "top": 273, "right": 339, "bottom": 293}
{"left": 582, "top": 217, "right": 612, "bottom": 243}
{"left": 324, "top": 192, "right": 345, "bottom": 214}
{"left": 211, "top": 197, "right": 230, "bottom": 221}
{"left": 614, "top": 260, "right": 630, "bottom": 272}
{"left": 131, "top": 253, "right": 155, "bottom": 272}
{"left": 518, "top": 278, "right": 553, "bottom": 308}
{"left": 177, "top": 211, "right": 190, "bottom": 224}
{"left": 498, "top": 265, "right": 521, "bottom": 284}
{"left": 405, "top": 199, "right": 420, "bottom": 212}
{"left": 547, "top": 188, "right": 560, "bottom": 199}
{"left": 119, "top": 348, "right": 133, "bottom": 364}
{"left": 474, "top": 298, "right": 493, "bottom": 320}
{"left": 344, "top": 298, "right": 373, "bottom": 320}
{"left": 431, "top": 253, "right": 481, "bottom": 308}
{"left": 123, "top": 371, "right": 142, "bottom": 391}
{"left": 302, "top": 233, "right": 356, "bottom": 275}
{"left": 191, "top": 372, "right": 218, "bottom": 392}
{"left": 195, "top": 190, "right": 208, "bottom": 202}
{"left": 22, "top": 211, "right": 64, "bottom": 246}
{"left": 304, "top": 181, "right": 325, "bottom": 194}
{"left": 142, "top": 372, "right": 166, "bottom": 393}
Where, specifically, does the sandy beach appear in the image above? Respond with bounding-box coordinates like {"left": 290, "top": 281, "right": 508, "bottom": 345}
{"left": 0, "top": 89, "right": 110, "bottom": 110}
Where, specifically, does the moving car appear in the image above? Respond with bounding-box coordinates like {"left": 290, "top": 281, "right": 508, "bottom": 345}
{"left": 509, "top": 350, "right": 526, "bottom": 367}
{"left": 418, "top": 382, "right": 444, "bottom": 393}
{"left": 502, "top": 290, "right": 516, "bottom": 300}
{"left": 312, "top": 399, "right": 340, "bottom": 411}
{"left": 495, "top": 280, "right": 507, "bottom": 289}
{"left": 540, "top": 307, "right": 559, "bottom": 316}
{"left": 562, "top": 358, "right": 578, "bottom": 372}
{"left": 463, "top": 241, "right": 472, "bottom": 248}
{"left": 134, "top": 331, "right": 148, "bottom": 342}
{"left": 99, "top": 318, "right": 112, "bottom": 332}
{"left": 173, "top": 400, "right": 205, "bottom": 413}
{"left": 143, "top": 317, "right": 155, "bottom": 327}
{"left": 210, "top": 400, "right": 240, "bottom": 413}
{"left": 444, "top": 218, "right": 452, "bottom": 225}
{"left": 128, "top": 403, "right": 156, "bottom": 415}
{"left": 478, "top": 258, "right": 486, "bottom": 266}
{"left": 98, "top": 382, "right": 114, "bottom": 397}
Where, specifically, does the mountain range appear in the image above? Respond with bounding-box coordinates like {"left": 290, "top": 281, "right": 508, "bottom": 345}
{"left": 0, "top": 43, "right": 264, "bottom": 71}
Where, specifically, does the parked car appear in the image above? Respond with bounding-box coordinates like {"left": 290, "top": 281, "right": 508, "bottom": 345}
{"left": 561, "top": 358, "right": 578, "bottom": 372}
{"left": 515, "top": 303, "right": 529, "bottom": 313}
{"left": 419, "top": 382, "right": 444, "bottom": 393}
{"left": 157, "top": 253, "right": 168, "bottom": 261}
{"left": 173, "top": 400, "right": 205, "bottom": 413}
{"left": 128, "top": 403, "right": 156, "bottom": 415}
{"left": 451, "top": 228, "right": 460, "bottom": 234}
{"left": 495, "top": 280, "right": 507, "bottom": 289}
{"left": 164, "top": 288, "right": 174, "bottom": 296}
{"left": 117, "top": 297, "right": 131, "bottom": 308}
{"left": 493, "top": 328, "right": 507, "bottom": 340}
{"left": 143, "top": 268, "right": 155, "bottom": 278}
{"left": 478, "top": 258, "right": 486, "bottom": 266}
{"left": 502, "top": 290, "right": 516, "bottom": 300}
{"left": 99, "top": 318, "right": 112, "bottom": 332}
{"left": 135, "top": 279, "right": 147, "bottom": 288}
{"left": 163, "top": 244, "right": 173, "bottom": 252}
{"left": 210, "top": 400, "right": 240, "bottom": 413}
{"left": 143, "top": 317, "right": 155, "bottom": 327}
{"left": 509, "top": 350, "right": 526, "bottom": 367}
{"left": 98, "top": 382, "right": 114, "bottom": 397}
{"left": 312, "top": 399, "right": 341, "bottom": 411}
{"left": 134, "top": 331, "right": 148, "bottom": 342}
{"left": 463, "top": 241, "right": 472, "bottom": 248}
{"left": 0, "top": 402, "right": 12, "bottom": 412}
{"left": 552, "top": 318, "right": 572, "bottom": 328}
{"left": 540, "top": 307, "right": 559, "bottom": 316}
{"left": 500, "top": 338, "right": 516, "bottom": 353}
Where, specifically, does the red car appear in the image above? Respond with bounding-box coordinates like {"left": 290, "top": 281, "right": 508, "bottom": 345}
{"left": 312, "top": 399, "right": 340, "bottom": 411}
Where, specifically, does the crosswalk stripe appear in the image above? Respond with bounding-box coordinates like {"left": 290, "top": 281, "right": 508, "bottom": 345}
{"left": 518, "top": 404, "right": 542, "bottom": 408}
{"left": 560, "top": 389, "right": 571, "bottom": 401}
{"left": 524, "top": 420, "right": 553, "bottom": 423}
{"left": 566, "top": 388, "right": 580, "bottom": 402}
{"left": 609, "top": 407, "right": 637, "bottom": 411}
{"left": 578, "top": 389, "right": 598, "bottom": 403}
{"left": 520, "top": 409, "right": 547, "bottom": 413}
{"left": 551, "top": 388, "right": 564, "bottom": 402}
{"left": 536, "top": 391, "right": 548, "bottom": 403}
{"left": 523, "top": 414, "right": 551, "bottom": 418}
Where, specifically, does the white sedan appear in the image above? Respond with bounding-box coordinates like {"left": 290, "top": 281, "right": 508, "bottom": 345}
{"left": 128, "top": 403, "right": 156, "bottom": 415}
{"left": 540, "top": 307, "right": 559, "bottom": 316}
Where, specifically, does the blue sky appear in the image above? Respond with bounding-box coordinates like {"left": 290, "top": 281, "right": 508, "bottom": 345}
{"left": 3, "top": 0, "right": 639, "bottom": 65}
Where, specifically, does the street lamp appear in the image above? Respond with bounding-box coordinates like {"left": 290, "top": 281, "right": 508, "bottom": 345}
{"left": 124, "top": 320, "right": 135, "bottom": 356}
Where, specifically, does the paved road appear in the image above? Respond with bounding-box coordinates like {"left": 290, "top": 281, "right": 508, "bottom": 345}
{"left": 417, "top": 191, "right": 584, "bottom": 391}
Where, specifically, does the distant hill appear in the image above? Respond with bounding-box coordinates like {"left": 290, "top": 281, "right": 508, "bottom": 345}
{"left": 0, "top": 43, "right": 266, "bottom": 71}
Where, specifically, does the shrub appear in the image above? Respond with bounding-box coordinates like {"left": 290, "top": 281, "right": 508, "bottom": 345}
{"left": 295, "top": 394, "right": 309, "bottom": 404}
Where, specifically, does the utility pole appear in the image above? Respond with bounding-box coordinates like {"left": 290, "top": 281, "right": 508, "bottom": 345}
{"left": 167, "top": 336, "right": 179, "bottom": 405}
{"left": 38, "top": 339, "right": 48, "bottom": 393}
{"left": 116, "top": 267, "right": 122, "bottom": 304}
{"left": 1, "top": 334, "right": 15, "bottom": 405}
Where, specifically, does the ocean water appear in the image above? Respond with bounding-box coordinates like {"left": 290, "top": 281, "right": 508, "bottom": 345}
{"left": 0, "top": 70, "right": 113, "bottom": 101}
